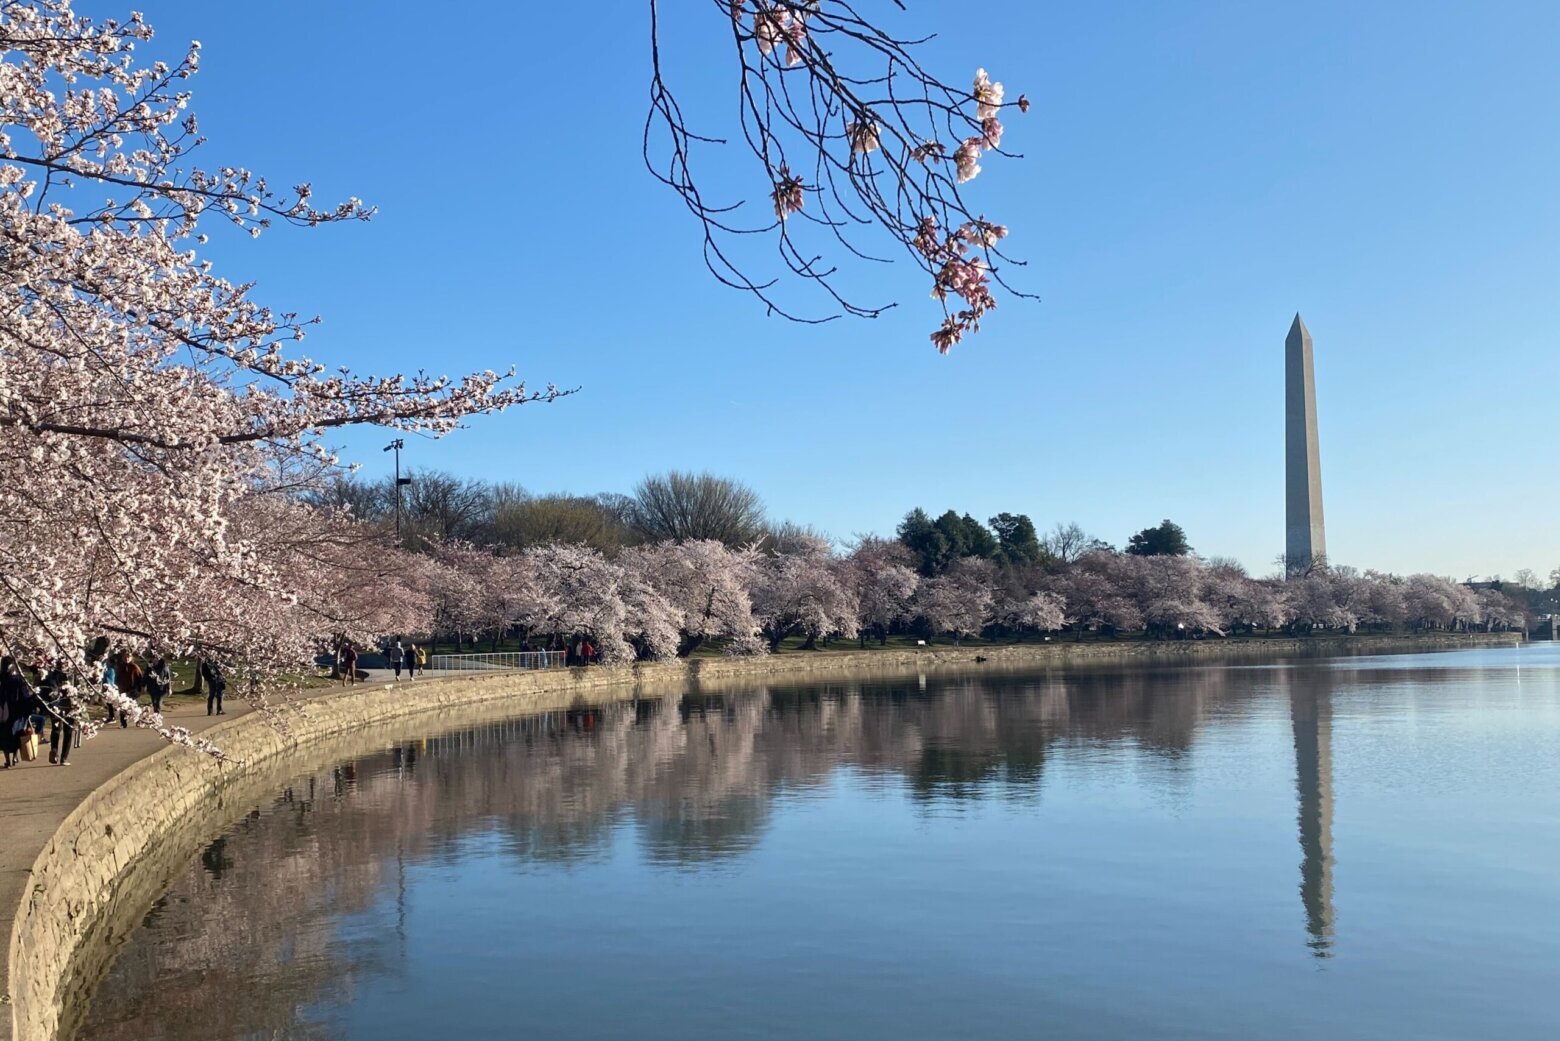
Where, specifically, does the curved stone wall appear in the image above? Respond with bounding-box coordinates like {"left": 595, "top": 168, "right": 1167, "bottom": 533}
{"left": 5, "top": 632, "right": 1520, "bottom": 1041}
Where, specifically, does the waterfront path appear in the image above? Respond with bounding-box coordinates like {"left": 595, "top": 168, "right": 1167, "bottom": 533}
{"left": 0, "top": 670, "right": 479, "bottom": 1032}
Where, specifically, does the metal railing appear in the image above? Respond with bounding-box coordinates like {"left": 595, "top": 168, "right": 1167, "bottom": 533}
{"left": 424, "top": 650, "right": 567, "bottom": 672}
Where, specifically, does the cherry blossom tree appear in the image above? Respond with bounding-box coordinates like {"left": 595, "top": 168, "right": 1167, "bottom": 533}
{"left": 1200, "top": 560, "right": 1288, "bottom": 634}
{"left": 519, "top": 543, "right": 636, "bottom": 663}
{"left": 426, "top": 543, "right": 504, "bottom": 649}
{"left": 1357, "top": 570, "right": 1407, "bottom": 631}
{"left": 750, "top": 536, "right": 859, "bottom": 650}
{"left": 1133, "top": 555, "right": 1223, "bottom": 637}
{"left": 618, "top": 568, "right": 682, "bottom": 662}
{"left": 845, "top": 536, "right": 919, "bottom": 646}
{"left": 0, "top": 2, "right": 556, "bottom": 731}
{"left": 621, "top": 539, "right": 765, "bottom": 655}
{"left": 1285, "top": 568, "right": 1361, "bottom": 632}
{"left": 1401, "top": 574, "right": 1482, "bottom": 632}
{"left": 646, "top": 1, "right": 1034, "bottom": 351}
{"left": 1474, "top": 588, "right": 1525, "bottom": 632}
{"left": 1054, "top": 551, "right": 1144, "bottom": 638}
{"left": 998, "top": 589, "right": 1066, "bottom": 641}
{"left": 914, "top": 556, "right": 995, "bottom": 644}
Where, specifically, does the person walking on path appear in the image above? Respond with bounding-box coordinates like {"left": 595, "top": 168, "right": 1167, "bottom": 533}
{"left": 147, "top": 656, "right": 172, "bottom": 715}
{"left": 99, "top": 654, "right": 117, "bottom": 724}
{"left": 113, "top": 650, "right": 142, "bottom": 728}
{"left": 201, "top": 658, "right": 226, "bottom": 716}
{"left": 340, "top": 642, "right": 359, "bottom": 687}
{"left": 389, "top": 640, "right": 405, "bottom": 681}
{"left": 41, "top": 661, "right": 75, "bottom": 766}
{"left": 1, "top": 657, "right": 40, "bottom": 767}
{"left": 405, "top": 642, "right": 420, "bottom": 680}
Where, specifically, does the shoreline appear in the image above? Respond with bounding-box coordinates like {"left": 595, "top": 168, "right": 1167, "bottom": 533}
{"left": 3, "top": 631, "right": 1522, "bottom": 1041}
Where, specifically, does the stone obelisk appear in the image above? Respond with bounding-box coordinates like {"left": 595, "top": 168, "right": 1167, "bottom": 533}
{"left": 1285, "top": 314, "right": 1326, "bottom": 572}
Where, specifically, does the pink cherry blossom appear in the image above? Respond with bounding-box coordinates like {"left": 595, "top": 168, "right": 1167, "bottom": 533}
{"left": 974, "top": 68, "right": 1005, "bottom": 120}
{"left": 954, "top": 138, "right": 984, "bottom": 183}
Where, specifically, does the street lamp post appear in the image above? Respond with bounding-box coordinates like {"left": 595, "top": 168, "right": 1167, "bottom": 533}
{"left": 383, "top": 438, "right": 409, "bottom": 540}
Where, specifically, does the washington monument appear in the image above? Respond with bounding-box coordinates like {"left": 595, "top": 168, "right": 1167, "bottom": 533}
{"left": 1285, "top": 314, "right": 1326, "bottom": 572}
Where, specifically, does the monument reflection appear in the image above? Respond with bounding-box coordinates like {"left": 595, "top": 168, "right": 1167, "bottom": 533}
{"left": 1287, "top": 668, "right": 1337, "bottom": 958}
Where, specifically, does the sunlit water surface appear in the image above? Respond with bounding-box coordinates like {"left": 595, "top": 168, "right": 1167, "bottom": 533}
{"left": 76, "top": 646, "right": 1560, "bottom": 1041}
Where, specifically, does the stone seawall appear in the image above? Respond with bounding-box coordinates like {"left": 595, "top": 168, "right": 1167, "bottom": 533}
{"left": 5, "top": 631, "right": 1521, "bottom": 1041}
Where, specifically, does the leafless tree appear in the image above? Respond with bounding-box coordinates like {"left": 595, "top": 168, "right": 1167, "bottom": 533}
{"left": 630, "top": 471, "right": 768, "bottom": 546}
{"left": 761, "top": 519, "right": 834, "bottom": 555}
{"left": 492, "top": 494, "right": 639, "bottom": 554}
{"left": 1041, "top": 522, "right": 1106, "bottom": 564}
{"left": 401, "top": 470, "right": 495, "bottom": 544}
{"left": 302, "top": 475, "right": 390, "bottom": 523}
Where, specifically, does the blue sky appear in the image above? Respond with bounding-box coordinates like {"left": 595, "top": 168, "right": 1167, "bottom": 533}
{"left": 138, "top": 1, "right": 1558, "bottom": 580}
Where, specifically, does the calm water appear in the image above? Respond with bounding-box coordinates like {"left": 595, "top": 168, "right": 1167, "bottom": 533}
{"left": 75, "top": 646, "right": 1560, "bottom": 1041}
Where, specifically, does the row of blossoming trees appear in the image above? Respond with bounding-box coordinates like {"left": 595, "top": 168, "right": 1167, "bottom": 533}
{"left": 406, "top": 527, "right": 1528, "bottom": 666}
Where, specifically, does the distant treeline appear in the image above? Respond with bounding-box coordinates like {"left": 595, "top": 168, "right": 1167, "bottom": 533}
{"left": 312, "top": 470, "right": 1555, "bottom": 655}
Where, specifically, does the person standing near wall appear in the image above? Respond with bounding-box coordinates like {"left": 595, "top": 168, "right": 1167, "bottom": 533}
{"left": 148, "top": 656, "right": 172, "bottom": 715}
{"left": 99, "top": 654, "right": 117, "bottom": 724}
{"left": 1, "top": 657, "right": 28, "bottom": 767}
{"left": 114, "top": 650, "right": 142, "bottom": 728}
{"left": 201, "top": 658, "right": 226, "bottom": 716}
{"left": 341, "top": 642, "right": 359, "bottom": 687}
{"left": 42, "top": 661, "right": 74, "bottom": 766}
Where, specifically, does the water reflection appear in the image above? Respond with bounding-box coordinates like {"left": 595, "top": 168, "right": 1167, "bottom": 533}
{"left": 1289, "top": 671, "right": 1337, "bottom": 958}
{"left": 72, "top": 649, "right": 1560, "bottom": 1041}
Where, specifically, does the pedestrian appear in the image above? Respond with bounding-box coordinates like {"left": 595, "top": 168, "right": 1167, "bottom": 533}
{"left": 201, "top": 658, "right": 226, "bottom": 716}
{"left": 341, "top": 642, "right": 358, "bottom": 686}
{"left": 99, "top": 654, "right": 117, "bottom": 724}
{"left": 114, "top": 650, "right": 142, "bottom": 728}
{"left": 389, "top": 639, "right": 405, "bottom": 681}
{"left": 40, "top": 661, "right": 74, "bottom": 766}
{"left": 14, "top": 684, "right": 43, "bottom": 765}
{"left": 147, "top": 655, "right": 172, "bottom": 715}
{"left": 582, "top": 638, "right": 596, "bottom": 665}
{"left": 1, "top": 657, "right": 39, "bottom": 767}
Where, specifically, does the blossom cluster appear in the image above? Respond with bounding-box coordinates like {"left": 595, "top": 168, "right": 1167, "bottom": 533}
{"left": 747, "top": 1, "right": 809, "bottom": 66}
{"left": 915, "top": 216, "right": 1006, "bottom": 353}
{"left": 913, "top": 69, "right": 1024, "bottom": 352}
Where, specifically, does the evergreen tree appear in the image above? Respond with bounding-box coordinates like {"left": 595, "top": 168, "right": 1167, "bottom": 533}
{"left": 1126, "top": 519, "right": 1192, "bottom": 557}
{"left": 989, "top": 512, "right": 1044, "bottom": 567}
